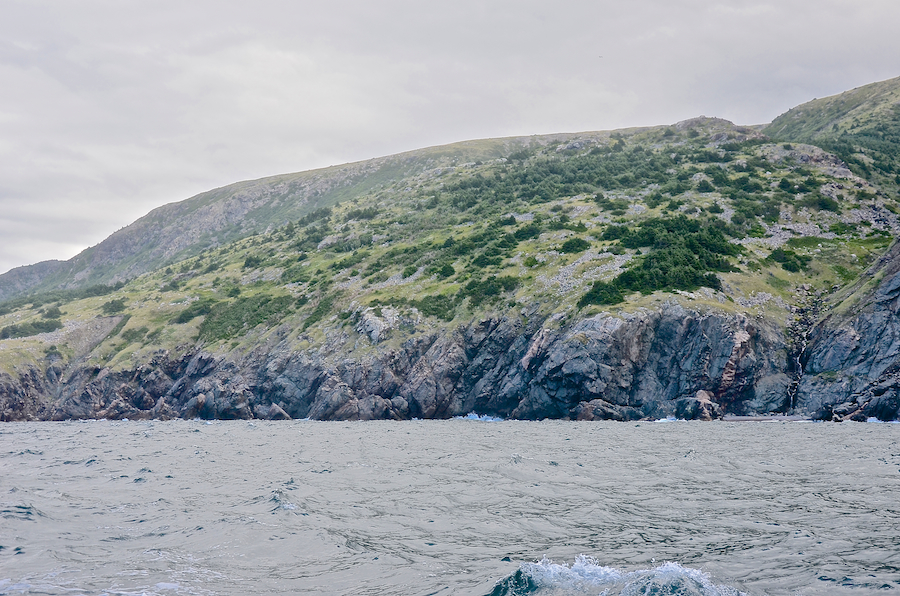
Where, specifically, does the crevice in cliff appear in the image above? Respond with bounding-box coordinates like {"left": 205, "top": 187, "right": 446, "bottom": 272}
{"left": 784, "top": 285, "right": 825, "bottom": 413}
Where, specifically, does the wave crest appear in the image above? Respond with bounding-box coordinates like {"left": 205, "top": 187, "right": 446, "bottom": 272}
{"left": 488, "top": 556, "right": 747, "bottom": 596}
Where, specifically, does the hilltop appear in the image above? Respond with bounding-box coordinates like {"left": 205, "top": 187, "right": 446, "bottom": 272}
{"left": 1, "top": 77, "right": 899, "bottom": 422}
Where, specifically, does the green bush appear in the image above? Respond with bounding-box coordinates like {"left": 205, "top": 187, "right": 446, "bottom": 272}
{"left": 765, "top": 248, "right": 811, "bottom": 272}
{"left": 411, "top": 294, "right": 459, "bottom": 321}
{"left": 748, "top": 224, "right": 766, "bottom": 238}
{"left": 600, "top": 225, "right": 629, "bottom": 241}
{"left": 0, "top": 319, "right": 64, "bottom": 339}
{"left": 800, "top": 194, "right": 840, "bottom": 212}
{"left": 199, "top": 294, "right": 294, "bottom": 340}
{"left": 514, "top": 223, "right": 542, "bottom": 241}
{"left": 100, "top": 298, "right": 127, "bottom": 314}
{"left": 695, "top": 179, "right": 715, "bottom": 193}
{"left": 42, "top": 306, "right": 63, "bottom": 319}
{"left": 560, "top": 238, "right": 590, "bottom": 253}
{"left": 578, "top": 281, "right": 624, "bottom": 306}
{"left": 297, "top": 207, "right": 332, "bottom": 227}
{"left": 172, "top": 298, "right": 219, "bottom": 324}
{"left": 202, "top": 261, "right": 223, "bottom": 274}
{"left": 459, "top": 276, "right": 519, "bottom": 306}
{"left": 331, "top": 249, "right": 370, "bottom": 271}
{"left": 471, "top": 254, "right": 502, "bottom": 268}
{"left": 578, "top": 216, "right": 740, "bottom": 306}
{"left": 243, "top": 255, "right": 263, "bottom": 269}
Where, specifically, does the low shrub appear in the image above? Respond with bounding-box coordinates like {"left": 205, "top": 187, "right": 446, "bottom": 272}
{"left": 577, "top": 281, "right": 623, "bottom": 307}
{"left": 560, "top": 238, "right": 590, "bottom": 254}
{"left": 459, "top": 276, "right": 519, "bottom": 306}
{"left": 100, "top": 298, "right": 127, "bottom": 314}
{"left": 172, "top": 298, "right": 219, "bottom": 324}
{"left": 199, "top": 294, "right": 294, "bottom": 340}
{"left": 579, "top": 216, "right": 740, "bottom": 306}
{"left": 0, "top": 319, "right": 64, "bottom": 339}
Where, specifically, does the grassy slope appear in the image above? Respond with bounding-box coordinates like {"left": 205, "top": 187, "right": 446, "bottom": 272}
{"left": 0, "top": 134, "right": 604, "bottom": 301}
{"left": 6, "top": 71, "right": 900, "bottom": 379}
{"left": 1, "top": 111, "right": 898, "bottom": 378}
{"left": 764, "top": 76, "right": 900, "bottom": 191}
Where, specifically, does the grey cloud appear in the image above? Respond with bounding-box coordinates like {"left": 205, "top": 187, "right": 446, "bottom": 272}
{"left": 0, "top": 0, "right": 898, "bottom": 274}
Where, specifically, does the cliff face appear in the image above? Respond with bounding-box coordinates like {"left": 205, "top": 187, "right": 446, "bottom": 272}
{"left": 797, "top": 241, "right": 900, "bottom": 421}
{"left": 0, "top": 303, "right": 791, "bottom": 422}
{"left": 5, "top": 244, "right": 900, "bottom": 423}
{"left": 3, "top": 77, "right": 900, "bottom": 423}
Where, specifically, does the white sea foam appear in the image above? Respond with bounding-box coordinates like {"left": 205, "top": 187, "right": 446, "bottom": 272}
{"left": 458, "top": 412, "right": 505, "bottom": 421}
{"left": 511, "top": 556, "right": 746, "bottom": 595}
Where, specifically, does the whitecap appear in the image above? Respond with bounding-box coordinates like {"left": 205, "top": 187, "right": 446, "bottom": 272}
{"left": 490, "top": 556, "right": 747, "bottom": 596}
{"left": 458, "top": 412, "right": 505, "bottom": 421}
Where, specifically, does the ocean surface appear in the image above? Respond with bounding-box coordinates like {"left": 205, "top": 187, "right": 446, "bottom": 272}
{"left": 1, "top": 418, "right": 899, "bottom": 595}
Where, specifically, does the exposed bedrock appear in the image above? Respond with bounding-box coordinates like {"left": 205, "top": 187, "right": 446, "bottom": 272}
{"left": 1, "top": 302, "right": 796, "bottom": 421}
{"left": 797, "top": 242, "right": 900, "bottom": 421}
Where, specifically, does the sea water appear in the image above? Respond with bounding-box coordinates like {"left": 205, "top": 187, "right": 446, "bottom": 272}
{"left": 1, "top": 419, "right": 899, "bottom": 595}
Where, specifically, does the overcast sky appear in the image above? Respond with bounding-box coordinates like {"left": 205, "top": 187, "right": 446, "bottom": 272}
{"left": 1, "top": 0, "right": 898, "bottom": 275}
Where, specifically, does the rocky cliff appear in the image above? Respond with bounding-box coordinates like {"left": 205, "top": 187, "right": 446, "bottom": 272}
{"left": 796, "top": 240, "right": 900, "bottom": 421}
{"left": 3, "top": 77, "right": 900, "bottom": 423}
{"left": 9, "top": 248, "right": 900, "bottom": 422}
{"left": 1, "top": 301, "right": 794, "bottom": 422}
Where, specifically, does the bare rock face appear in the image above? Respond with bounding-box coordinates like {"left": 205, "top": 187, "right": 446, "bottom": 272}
{"left": 14, "top": 248, "right": 900, "bottom": 422}
{"left": 797, "top": 242, "right": 900, "bottom": 421}
{"left": 0, "top": 300, "right": 794, "bottom": 421}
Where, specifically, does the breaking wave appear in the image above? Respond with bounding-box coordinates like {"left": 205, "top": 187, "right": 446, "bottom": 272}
{"left": 488, "top": 556, "right": 747, "bottom": 596}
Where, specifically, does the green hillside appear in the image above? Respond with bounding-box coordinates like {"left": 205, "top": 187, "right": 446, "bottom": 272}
{"left": 1, "top": 114, "right": 897, "bottom": 376}
{"left": 0, "top": 134, "right": 605, "bottom": 301}
{"left": 765, "top": 76, "right": 900, "bottom": 189}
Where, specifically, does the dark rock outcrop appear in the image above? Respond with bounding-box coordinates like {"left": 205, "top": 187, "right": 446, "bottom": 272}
{"left": 6, "top": 237, "right": 900, "bottom": 423}
{"left": 0, "top": 302, "right": 792, "bottom": 421}
{"left": 797, "top": 241, "right": 900, "bottom": 421}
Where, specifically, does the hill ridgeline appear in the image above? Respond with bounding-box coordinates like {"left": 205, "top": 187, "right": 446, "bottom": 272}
{"left": 2, "top": 77, "right": 900, "bottom": 422}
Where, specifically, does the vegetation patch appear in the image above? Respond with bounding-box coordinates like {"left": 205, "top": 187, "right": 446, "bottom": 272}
{"left": 301, "top": 294, "right": 338, "bottom": 331}
{"left": 0, "top": 318, "right": 64, "bottom": 339}
{"left": 580, "top": 216, "right": 740, "bottom": 306}
{"left": 560, "top": 238, "right": 591, "bottom": 254}
{"left": 172, "top": 298, "right": 219, "bottom": 324}
{"left": 199, "top": 294, "right": 294, "bottom": 340}
{"left": 100, "top": 298, "right": 128, "bottom": 314}
{"left": 765, "top": 248, "right": 811, "bottom": 272}
{"left": 459, "top": 276, "right": 519, "bottom": 307}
